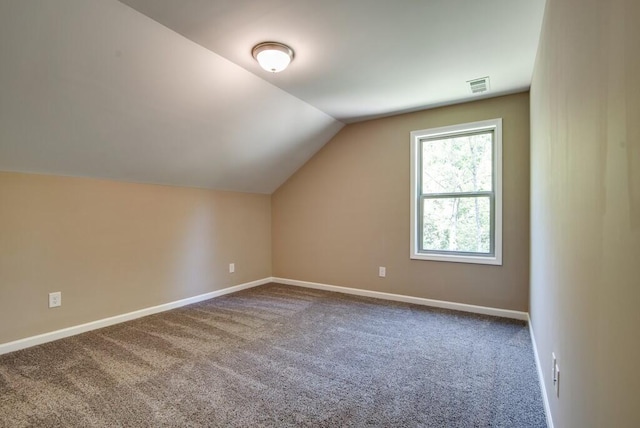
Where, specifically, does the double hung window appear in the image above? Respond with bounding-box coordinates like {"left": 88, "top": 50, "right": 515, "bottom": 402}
{"left": 410, "top": 118, "right": 502, "bottom": 265}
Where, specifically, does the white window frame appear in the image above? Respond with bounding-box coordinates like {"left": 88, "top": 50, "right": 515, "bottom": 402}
{"left": 410, "top": 118, "right": 502, "bottom": 265}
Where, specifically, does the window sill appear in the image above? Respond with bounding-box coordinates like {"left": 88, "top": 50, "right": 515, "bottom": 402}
{"left": 410, "top": 252, "right": 502, "bottom": 266}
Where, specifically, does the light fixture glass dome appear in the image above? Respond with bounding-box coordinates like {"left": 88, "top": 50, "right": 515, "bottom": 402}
{"left": 252, "top": 42, "right": 294, "bottom": 73}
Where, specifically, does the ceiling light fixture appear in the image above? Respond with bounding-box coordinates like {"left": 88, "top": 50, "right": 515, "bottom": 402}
{"left": 252, "top": 42, "right": 294, "bottom": 73}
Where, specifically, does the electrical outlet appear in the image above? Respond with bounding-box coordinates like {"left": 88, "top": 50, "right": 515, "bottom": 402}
{"left": 48, "top": 292, "right": 62, "bottom": 308}
{"left": 551, "top": 352, "right": 560, "bottom": 398}
{"left": 229, "top": 263, "right": 235, "bottom": 273}
{"left": 378, "top": 266, "right": 386, "bottom": 277}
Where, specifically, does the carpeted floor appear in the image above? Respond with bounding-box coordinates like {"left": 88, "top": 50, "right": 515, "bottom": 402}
{"left": 0, "top": 283, "right": 547, "bottom": 427}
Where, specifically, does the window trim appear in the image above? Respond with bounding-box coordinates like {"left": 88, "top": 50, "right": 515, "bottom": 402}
{"left": 410, "top": 118, "right": 503, "bottom": 265}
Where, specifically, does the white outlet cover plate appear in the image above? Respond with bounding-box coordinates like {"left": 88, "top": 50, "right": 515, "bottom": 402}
{"left": 48, "top": 292, "right": 62, "bottom": 308}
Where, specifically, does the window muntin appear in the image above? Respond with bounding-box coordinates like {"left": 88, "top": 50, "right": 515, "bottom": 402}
{"left": 410, "top": 119, "right": 502, "bottom": 265}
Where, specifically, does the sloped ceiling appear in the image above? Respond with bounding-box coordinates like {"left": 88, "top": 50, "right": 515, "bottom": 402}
{"left": 0, "top": 0, "right": 546, "bottom": 194}
{"left": 119, "top": 0, "right": 546, "bottom": 123}
{"left": 0, "top": 0, "right": 343, "bottom": 194}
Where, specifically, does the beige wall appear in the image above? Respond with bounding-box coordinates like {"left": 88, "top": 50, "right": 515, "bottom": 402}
{"left": 0, "top": 172, "right": 271, "bottom": 344}
{"left": 273, "top": 93, "right": 530, "bottom": 311}
{"left": 530, "top": 0, "right": 640, "bottom": 427}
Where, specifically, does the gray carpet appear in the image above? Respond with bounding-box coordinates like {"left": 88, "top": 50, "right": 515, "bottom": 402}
{"left": 0, "top": 283, "right": 547, "bottom": 427}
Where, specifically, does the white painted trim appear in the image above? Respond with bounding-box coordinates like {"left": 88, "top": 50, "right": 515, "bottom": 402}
{"left": 409, "top": 118, "right": 503, "bottom": 266}
{"left": 0, "top": 278, "right": 271, "bottom": 356}
{"left": 529, "top": 315, "right": 554, "bottom": 428}
{"left": 273, "top": 277, "right": 527, "bottom": 320}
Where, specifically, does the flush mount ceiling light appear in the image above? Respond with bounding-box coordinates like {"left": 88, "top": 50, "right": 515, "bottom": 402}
{"left": 252, "top": 42, "right": 294, "bottom": 73}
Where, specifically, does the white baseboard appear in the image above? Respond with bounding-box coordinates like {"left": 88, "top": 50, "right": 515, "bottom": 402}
{"left": 0, "top": 277, "right": 271, "bottom": 356}
{"left": 529, "top": 315, "right": 554, "bottom": 428}
{"left": 272, "top": 277, "right": 528, "bottom": 321}
{"left": 2, "top": 276, "right": 548, "bottom": 425}
{"left": 1, "top": 277, "right": 530, "bottom": 356}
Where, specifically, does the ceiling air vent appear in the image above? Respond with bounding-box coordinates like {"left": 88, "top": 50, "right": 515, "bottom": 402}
{"left": 468, "top": 77, "right": 490, "bottom": 94}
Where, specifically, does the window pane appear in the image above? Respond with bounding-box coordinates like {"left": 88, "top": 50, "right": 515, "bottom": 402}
{"left": 421, "top": 132, "right": 493, "bottom": 193}
{"left": 422, "top": 196, "right": 491, "bottom": 254}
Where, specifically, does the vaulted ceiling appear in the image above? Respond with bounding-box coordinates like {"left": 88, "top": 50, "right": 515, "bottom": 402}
{"left": 0, "top": 0, "right": 545, "bottom": 193}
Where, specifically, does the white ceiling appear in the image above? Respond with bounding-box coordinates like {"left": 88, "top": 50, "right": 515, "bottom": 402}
{"left": 0, "top": 0, "right": 545, "bottom": 194}
{"left": 119, "top": 0, "right": 547, "bottom": 123}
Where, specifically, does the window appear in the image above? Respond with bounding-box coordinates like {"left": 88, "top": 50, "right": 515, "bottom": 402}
{"left": 410, "top": 118, "right": 502, "bottom": 265}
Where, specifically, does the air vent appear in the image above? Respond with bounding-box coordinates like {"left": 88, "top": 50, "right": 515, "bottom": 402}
{"left": 468, "top": 77, "right": 490, "bottom": 94}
